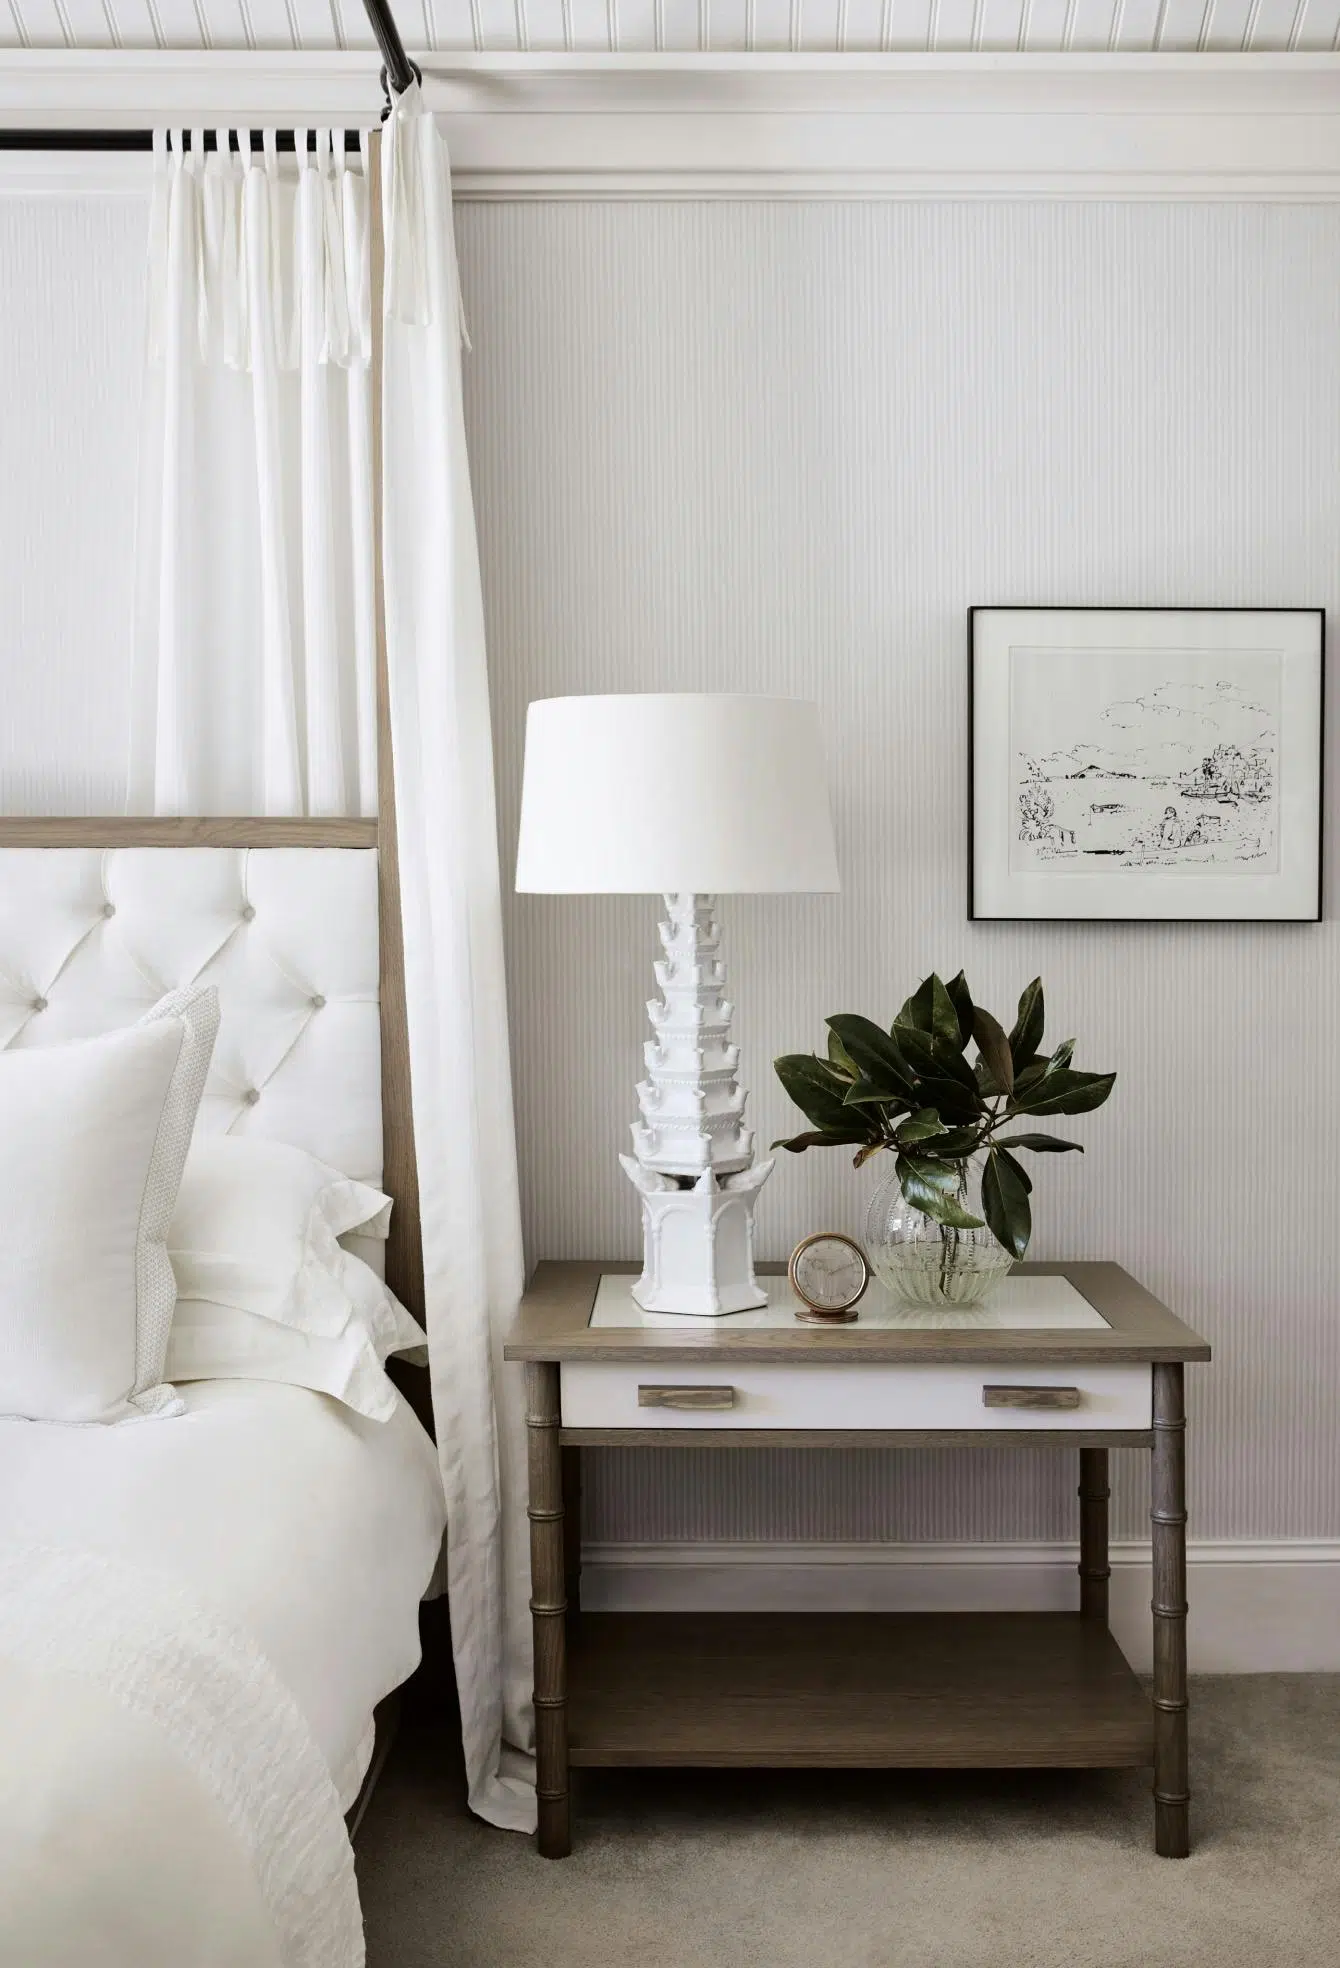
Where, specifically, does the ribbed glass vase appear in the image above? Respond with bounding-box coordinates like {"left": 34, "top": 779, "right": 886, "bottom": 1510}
{"left": 864, "top": 1153, "right": 1013, "bottom": 1309}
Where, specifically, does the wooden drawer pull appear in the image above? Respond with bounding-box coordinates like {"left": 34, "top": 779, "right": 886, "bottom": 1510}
{"left": 983, "top": 1384, "right": 1083, "bottom": 1411}
{"left": 638, "top": 1384, "right": 737, "bottom": 1411}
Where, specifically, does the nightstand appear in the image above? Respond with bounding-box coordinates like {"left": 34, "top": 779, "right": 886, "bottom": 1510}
{"left": 503, "top": 1260, "right": 1210, "bottom": 1860}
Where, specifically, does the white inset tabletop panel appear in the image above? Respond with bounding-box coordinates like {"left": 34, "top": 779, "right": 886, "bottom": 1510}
{"left": 591, "top": 1273, "right": 1109, "bottom": 1331}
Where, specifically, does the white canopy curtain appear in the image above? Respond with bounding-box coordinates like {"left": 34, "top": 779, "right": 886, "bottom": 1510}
{"left": 132, "top": 103, "right": 536, "bottom": 1834}
{"left": 131, "top": 128, "right": 377, "bottom": 817}
{"left": 378, "top": 86, "right": 535, "bottom": 1833}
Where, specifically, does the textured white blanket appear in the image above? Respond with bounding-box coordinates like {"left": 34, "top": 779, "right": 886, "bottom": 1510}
{"left": 0, "top": 1545, "right": 364, "bottom": 1968}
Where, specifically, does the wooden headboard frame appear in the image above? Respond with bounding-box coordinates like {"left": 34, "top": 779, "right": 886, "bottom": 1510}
{"left": 0, "top": 139, "right": 425, "bottom": 1326}
{"left": 0, "top": 811, "right": 422, "bottom": 1328}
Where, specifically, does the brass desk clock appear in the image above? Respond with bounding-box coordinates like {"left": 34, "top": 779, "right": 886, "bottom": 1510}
{"left": 787, "top": 1233, "right": 870, "bottom": 1324}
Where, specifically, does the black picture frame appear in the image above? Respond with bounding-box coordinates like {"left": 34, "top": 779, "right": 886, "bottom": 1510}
{"left": 968, "top": 605, "right": 1325, "bottom": 924}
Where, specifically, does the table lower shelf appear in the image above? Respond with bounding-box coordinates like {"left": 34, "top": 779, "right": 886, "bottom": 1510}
{"left": 567, "top": 1611, "right": 1153, "bottom": 1771}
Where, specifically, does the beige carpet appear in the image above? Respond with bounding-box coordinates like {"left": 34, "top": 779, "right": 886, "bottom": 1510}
{"left": 356, "top": 1668, "right": 1340, "bottom": 1968}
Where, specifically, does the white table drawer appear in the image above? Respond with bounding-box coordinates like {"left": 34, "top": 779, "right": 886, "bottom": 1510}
{"left": 560, "top": 1361, "right": 1151, "bottom": 1432}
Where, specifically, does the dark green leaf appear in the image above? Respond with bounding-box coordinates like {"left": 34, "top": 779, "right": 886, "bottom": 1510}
{"left": 993, "top": 1134, "right": 1084, "bottom": 1154}
{"left": 1010, "top": 1069, "right": 1116, "bottom": 1118}
{"left": 895, "top": 1108, "right": 945, "bottom": 1144}
{"left": 917, "top": 1191, "right": 987, "bottom": 1230}
{"left": 843, "top": 1080, "right": 909, "bottom": 1112}
{"left": 825, "top": 1015, "right": 918, "bottom": 1099}
{"left": 931, "top": 1127, "right": 985, "bottom": 1157}
{"left": 774, "top": 1054, "right": 858, "bottom": 1133}
{"left": 893, "top": 976, "right": 935, "bottom": 1036}
{"left": 896, "top": 1155, "right": 985, "bottom": 1228}
{"left": 894, "top": 1024, "right": 984, "bottom": 1105}
{"left": 911, "top": 1078, "right": 983, "bottom": 1125}
{"left": 1047, "top": 1038, "right": 1076, "bottom": 1074}
{"left": 994, "top": 1145, "right": 1032, "bottom": 1195}
{"left": 826, "top": 1028, "right": 860, "bottom": 1081}
{"left": 1008, "top": 978, "right": 1045, "bottom": 1069}
{"left": 895, "top": 974, "right": 963, "bottom": 1052}
{"left": 982, "top": 1148, "right": 1032, "bottom": 1258}
{"left": 944, "top": 971, "right": 976, "bottom": 1049}
{"left": 899, "top": 1153, "right": 963, "bottom": 1193}
{"left": 772, "top": 1128, "right": 874, "bottom": 1155}
{"left": 971, "top": 1006, "right": 1015, "bottom": 1096}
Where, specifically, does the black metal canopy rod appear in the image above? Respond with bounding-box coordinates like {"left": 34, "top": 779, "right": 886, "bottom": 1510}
{"left": 0, "top": 0, "right": 420, "bottom": 150}
{"left": 0, "top": 130, "right": 367, "bottom": 152}
{"left": 363, "top": 0, "right": 422, "bottom": 101}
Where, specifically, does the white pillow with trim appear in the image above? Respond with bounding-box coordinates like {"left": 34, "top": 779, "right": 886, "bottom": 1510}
{"left": 0, "top": 985, "right": 219, "bottom": 1423}
{"left": 168, "top": 1136, "right": 393, "bottom": 1337}
{"left": 167, "top": 1252, "right": 427, "bottom": 1423}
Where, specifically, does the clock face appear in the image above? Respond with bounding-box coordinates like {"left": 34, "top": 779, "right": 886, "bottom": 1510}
{"left": 790, "top": 1235, "right": 870, "bottom": 1314}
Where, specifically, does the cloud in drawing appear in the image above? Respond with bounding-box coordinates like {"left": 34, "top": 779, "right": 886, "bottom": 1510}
{"left": 1100, "top": 680, "right": 1275, "bottom": 753}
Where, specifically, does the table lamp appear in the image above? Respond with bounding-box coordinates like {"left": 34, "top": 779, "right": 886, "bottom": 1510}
{"left": 515, "top": 693, "right": 840, "bottom": 1316}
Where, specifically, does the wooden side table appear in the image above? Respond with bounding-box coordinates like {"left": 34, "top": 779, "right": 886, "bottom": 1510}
{"left": 503, "top": 1260, "right": 1210, "bottom": 1861}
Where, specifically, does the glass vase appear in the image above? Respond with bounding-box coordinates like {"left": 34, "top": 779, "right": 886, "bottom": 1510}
{"left": 864, "top": 1153, "right": 1014, "bottom": 1310}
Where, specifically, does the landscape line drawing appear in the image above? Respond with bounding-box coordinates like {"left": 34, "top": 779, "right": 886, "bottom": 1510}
{"left": 1007, "top": 648, "right": 1281, "bottom": 876}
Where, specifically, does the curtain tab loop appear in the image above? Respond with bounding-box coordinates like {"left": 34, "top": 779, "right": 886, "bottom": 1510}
{"left": 381, "top": 83, "right": 430, "bottom": 330}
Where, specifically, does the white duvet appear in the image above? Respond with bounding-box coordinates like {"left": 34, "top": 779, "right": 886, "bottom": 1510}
{"left": 0, "top": 1379, "right": 446, "bottom": 1968}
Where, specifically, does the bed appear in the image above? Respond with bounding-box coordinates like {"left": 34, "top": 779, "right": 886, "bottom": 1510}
{"left": 0, "top": 825, "right": 446, "bottom": 1968}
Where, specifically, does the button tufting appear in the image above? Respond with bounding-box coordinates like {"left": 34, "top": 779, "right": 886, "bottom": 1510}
{"left": 10, "top": 843, "right": 382, "bottom": 1190}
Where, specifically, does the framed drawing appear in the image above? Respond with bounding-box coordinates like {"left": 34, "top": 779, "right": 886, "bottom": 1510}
{"left": 969, "top": 607, "right": 1324, "bottom": 923}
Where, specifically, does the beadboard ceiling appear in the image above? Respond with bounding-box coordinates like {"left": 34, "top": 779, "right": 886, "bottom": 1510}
{"left": 2, "top": 0, "right": 1338, "bottom": 55}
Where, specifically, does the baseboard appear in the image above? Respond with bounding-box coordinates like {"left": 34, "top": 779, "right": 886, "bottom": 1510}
{"left": 580, "top": 1539, "right": 1340, "bottom": 1673}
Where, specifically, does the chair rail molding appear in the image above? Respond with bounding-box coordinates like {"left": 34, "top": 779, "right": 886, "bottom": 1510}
{"left": 4, "top": 52, "right": 1340, "bottom": 201}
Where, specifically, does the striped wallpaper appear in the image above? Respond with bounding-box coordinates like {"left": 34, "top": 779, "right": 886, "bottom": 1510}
{"left": 455, "top": 197, "right": 1340, "bottom": 1547}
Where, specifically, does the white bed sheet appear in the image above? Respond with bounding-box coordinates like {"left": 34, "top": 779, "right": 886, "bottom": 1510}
{"left": 0, "top": 1378, "right": 446, "bottom": 1809}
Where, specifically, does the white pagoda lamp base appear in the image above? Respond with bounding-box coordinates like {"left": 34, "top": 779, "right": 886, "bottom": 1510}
{"left": 513, "top": 698, "right": 841, "bottom": 1323}
{"left": 620, "top": 1158, "right": 773, "bottom": 1317}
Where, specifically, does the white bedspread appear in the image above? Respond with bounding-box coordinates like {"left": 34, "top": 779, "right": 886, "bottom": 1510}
{"left": 0, "top": 1544, "right": 357, "bottom": 1966}
{"left": 0, "top": 1379, "right": 446, "bottom": 1967}
{"left": 0, "top": 1378, "right": 446, "bottom": 1804}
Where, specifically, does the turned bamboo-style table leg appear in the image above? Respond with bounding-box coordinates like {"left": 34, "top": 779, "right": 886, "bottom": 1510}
{"left": 562, "top": 1445, "right": 583, "bottom": 1613}
{"left": 1078, "top": 1447, "right": 1110, "bottom": 1624}
{"left": 1152, "top": 1362, "right": 1190, "bottom": 1858}
{"left": 526, "top": 1361, "right": 570, "bottom": 1858}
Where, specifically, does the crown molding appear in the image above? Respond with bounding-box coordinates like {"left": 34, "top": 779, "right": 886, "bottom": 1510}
{"left": 4, "top": 52, "right": 1340, "bottom": 200}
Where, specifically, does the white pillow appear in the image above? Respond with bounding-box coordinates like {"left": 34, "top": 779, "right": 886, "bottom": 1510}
{"left": 0, "top": 985, "right": 219, "bottom": 1423}
{"left": 167, "top": 1253, "right": 426, "bottom": 1422}
{"left": 169, "top": 1136, "right": 393, "bottom": 1338}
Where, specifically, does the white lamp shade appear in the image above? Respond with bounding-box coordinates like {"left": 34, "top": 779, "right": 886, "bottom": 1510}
{"left": 514, "top": 694, "right": 841, "bottom": 895}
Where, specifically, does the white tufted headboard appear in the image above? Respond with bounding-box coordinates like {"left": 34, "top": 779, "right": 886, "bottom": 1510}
{"left": 0, "top": 843, "right": 382, "bottom": 1185}
{"left": 0, "top": 816, "right": 420, "bottom": 1317}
